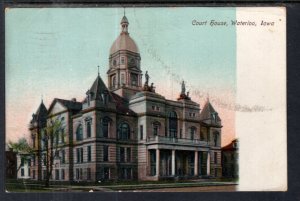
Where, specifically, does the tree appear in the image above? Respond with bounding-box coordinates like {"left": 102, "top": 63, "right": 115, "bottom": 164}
{"left": 42, "top": 117, "right": 66, "bottom": 187}
{"left": 8, "top": 137, "right": 34, "bottom": 174}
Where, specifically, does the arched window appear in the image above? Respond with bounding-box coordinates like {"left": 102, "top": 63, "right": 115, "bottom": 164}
{"left": 190, "top": 127, "right": 196, "bottom": 140}
{"left": 86, "top": 121, "right": 91, "bottom": 138}
{"left": 152, "top": 121, "right": 161, "bottom": 136}
{"left": 131, "top": 73, "right": 138, "bottom": 86}
{"left": 102, "top": 117, "right": 112, "bottom": 138}
{"left": 168, "top": 111, "right": 177, "bottom": 138}
{"left": 76, "top": 124, "right": 83, "bottom": 141}
{"left": 118, "top": 123, "right": 130, "bottom": 140}
{"left": 111, "top": 75, "right": 116, "bottom": 89}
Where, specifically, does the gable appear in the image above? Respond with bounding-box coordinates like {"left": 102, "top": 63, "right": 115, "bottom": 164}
{"left": 48, "top": 101, "right": 67, "bottom": 115}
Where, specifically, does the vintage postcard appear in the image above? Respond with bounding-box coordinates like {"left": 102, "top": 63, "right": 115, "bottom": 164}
{"left": 5, "top": 6, "right": 286, "bottom": 192}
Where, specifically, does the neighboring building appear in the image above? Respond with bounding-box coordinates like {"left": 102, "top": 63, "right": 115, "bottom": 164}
{"left": 222, "top": 139, "right": 239, "bottom": 178}
{"left": 5, "top": 146, "right": 17, "bottom": 179}
{"left": 16, "top": 153, "right": 32, "bottom": 179}
{"left": 29, "top": 15, "right": 223, "bottom": 182}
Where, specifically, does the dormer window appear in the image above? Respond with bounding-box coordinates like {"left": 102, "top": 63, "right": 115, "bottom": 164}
{"left": 211, "top": 112, "right": 218, "bottom": 122}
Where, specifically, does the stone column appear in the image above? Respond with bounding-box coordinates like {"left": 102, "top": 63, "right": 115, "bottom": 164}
{"left": 172, "top": 150, "right": 175, "bottom": 176}
{"left": 156, "top": 149, "right": 160, "bottom": 177}
{"left": 194, "top": 151, "right": 198, "bottom": 176}
{"left": 207, "top": 151, "right": 210, "bottom": 176}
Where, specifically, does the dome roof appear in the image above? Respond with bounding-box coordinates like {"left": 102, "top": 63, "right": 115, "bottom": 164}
{"left": 109, "top": 15, "right": 139, "bottom": 55}
{"left": 110, "top": 33, "right": 139, "bottom": 55}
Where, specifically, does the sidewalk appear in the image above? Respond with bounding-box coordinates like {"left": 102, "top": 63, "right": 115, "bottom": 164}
{"left": 57, "top": 181, "right": 237, "bottom": 192}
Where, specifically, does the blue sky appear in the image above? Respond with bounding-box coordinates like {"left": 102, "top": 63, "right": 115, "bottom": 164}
{"left": 6, "top": 7, "right": 236, "bottom": 144}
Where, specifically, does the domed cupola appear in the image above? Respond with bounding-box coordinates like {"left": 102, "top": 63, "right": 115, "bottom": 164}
{"left": 107, "top": 14, "right": 142, "bottom": 100}
{"left": 109, "top": 16, "right": 139, "bottom": 55}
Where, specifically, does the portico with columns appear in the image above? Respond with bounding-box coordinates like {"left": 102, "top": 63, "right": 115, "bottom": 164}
{"left": 146, "top": 145, "right": 213, "bottom": 179}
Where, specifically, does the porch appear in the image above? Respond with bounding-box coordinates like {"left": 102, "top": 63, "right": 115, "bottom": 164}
{"left": 147, "top": 149, "right": 211, "bottom": 179}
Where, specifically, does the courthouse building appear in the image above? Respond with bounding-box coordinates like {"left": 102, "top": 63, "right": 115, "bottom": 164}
{"left": 29, "top": 15, "right": 223, "bottom": 182}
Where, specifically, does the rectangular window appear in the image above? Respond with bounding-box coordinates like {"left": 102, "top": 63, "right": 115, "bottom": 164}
{"left": 140, "top": 125, "right": 143, "bottom": 140}
{"left": 61, "top": 169, "right": 65, "bottom": 180}
{"left": 21, "top": 168, "right": 24, "bottom": 176}
{"left": 121, "top": 57, "right": 125, "bottom": 64}
{"left": 121, "top": 74, "right": 125, "bottom": 85}
{"left": 214, "top": 152, "right": 218, "bottom": 164}
{"left": 33, "top": 156, "right": 36, "bottom": 166}
{"left": 55, "top": 135, "right": 59, "bottom": 145}
{"left": 55, "top": 169, "right": 59, "bottom": 180}
{"left": 77, "top": 148, "right": 83, "bottom": 163}
{"left": 43, "top": 154, "right": 47, "bottom": 166}
{"left": 127, "top": 168, "right": 132, "bottom": 179}
{"left": 120, "top": 147, "right": 125, "bottom": 162}
{"left": 33, "top": 170, "right": 35, "bottom": 179}
{"left": 87, "top": 168, "right": 91, "bottom": 180}
{"left": 61, "top": 150, "right": 65, "bottom": 164}
{"left": 80, "top": 168, "right": 83, "bottom": 180}
{"left": 33, "top": 138, "right": 36, "bottom": 148}
{"left": 103, "top": 145, "right": 109, "bottom": 162}
{"left": 76, "top": 169, "right": 79, "bottom": 180}
{"left": 77, "top": 149, "right": 80, "bottom": 163}
{"left": 43, "top": 170, "right": 47, "bottom": 180}
{"left": 28, "top": 168, "right": 30, "bottom": 176}
{"left": 103, "top": 167, "right": 109, "bottom": 180}
{"left": 153, "top": 125, "right": 159, "bottom": 136}
{"left": 21, "top": 158, "right": 24, "bottom": 166}
{"left": 87, "top": 146, "right": 91, "bottom": 162}
{"left": 121, "top": 168, "right": 132, "bottom": 179}
{"left": 126, "top": 147, "right": 131, "bottom": 162}
{"left": 61, "top": 129, "right": 65, "bottom": 143}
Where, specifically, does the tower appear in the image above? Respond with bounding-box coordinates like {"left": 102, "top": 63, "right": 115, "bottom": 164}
{"left": 107, "top": 15, "right": 142, "bottom": 99}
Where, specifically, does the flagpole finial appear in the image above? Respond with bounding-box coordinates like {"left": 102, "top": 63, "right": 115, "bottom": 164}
{"left": 97, "top": 65, "right": 100, "bottom": 76}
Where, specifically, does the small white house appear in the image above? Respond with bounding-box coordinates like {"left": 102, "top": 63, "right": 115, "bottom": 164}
{"left": 16, "top": 153, "right": 31, "bottom": 179}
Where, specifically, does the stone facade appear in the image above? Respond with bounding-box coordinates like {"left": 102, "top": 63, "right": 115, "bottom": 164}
{"left": 28, "top": 15, "right": 223, "bottom": 182}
